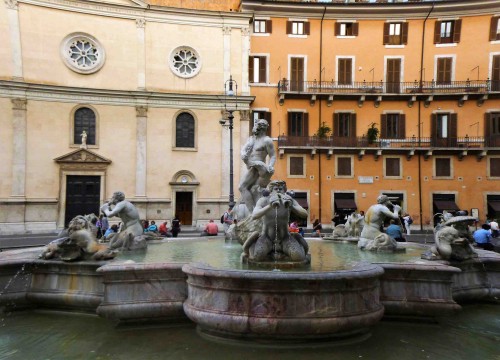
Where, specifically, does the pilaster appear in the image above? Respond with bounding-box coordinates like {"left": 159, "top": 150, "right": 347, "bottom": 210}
{"left": 135, "top": 106, "right": 148, "bottom": 197}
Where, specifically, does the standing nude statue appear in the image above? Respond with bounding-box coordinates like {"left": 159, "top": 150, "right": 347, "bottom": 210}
{"left": 242, "top": 180, "right": 309, "bottom": 262}
{"left": 238, "top": 119, "right": 276, "bottom": 212}
{"left": 80, "top": 130, "right": 87, "bottom": 149}
{"left": 100, "top": 191, "right": 146, "bottom": 250}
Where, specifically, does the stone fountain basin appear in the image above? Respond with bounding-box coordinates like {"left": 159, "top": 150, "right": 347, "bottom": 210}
{"left": 182, "top": 262, "right": 385, "bottom": 342}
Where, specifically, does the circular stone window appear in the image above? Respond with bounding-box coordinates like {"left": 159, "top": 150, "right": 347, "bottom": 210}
{"left": 61, "top": 33, "right": 105, "bottom": 74}
{"left": 169, "top": 46, "right": 201, "bottom": 78}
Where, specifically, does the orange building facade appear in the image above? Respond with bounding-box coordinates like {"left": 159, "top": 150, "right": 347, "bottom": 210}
{"left": 242, "top": 0, "right": 500, "bottom": 229}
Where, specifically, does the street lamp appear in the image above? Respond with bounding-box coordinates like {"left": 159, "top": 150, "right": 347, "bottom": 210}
{"left": 220, "top": 75, "right": 238, "bottom": 208}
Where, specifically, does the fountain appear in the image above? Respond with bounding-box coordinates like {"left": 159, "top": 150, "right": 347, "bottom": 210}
{"left": 0, "top": 118, "right": 499, "bottom": 348}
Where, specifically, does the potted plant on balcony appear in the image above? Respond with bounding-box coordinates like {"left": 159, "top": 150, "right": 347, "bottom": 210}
{"left": 315, "top": 122, "right": 332, "bottom": 139}
{"left": 366, "top": 122, "right": 379, "bottom": 145}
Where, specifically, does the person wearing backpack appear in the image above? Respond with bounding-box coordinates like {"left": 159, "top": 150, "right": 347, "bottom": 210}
{"left": 403, "top": 213, "right": 413, "bottom": 235}
{"left": 221, "top": 207, "right": 234, "bottom": 233}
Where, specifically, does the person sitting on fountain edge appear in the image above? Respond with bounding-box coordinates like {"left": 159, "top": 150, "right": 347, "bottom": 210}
{"left": 386, "top": 219, "right": 405, "bottom": 242}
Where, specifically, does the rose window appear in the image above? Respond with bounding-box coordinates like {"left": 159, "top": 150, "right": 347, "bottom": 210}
{"left": 169, "top": 46, "right": 201, "bottom": 78}
{"left": 61, "top": 33, "right": 105, "bottom": 74}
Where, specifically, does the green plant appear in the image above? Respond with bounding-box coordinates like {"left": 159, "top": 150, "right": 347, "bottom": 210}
{"left": 315, "top": 122, "right": 332, "bottom": 138}
{"left": 366, "top": 122, "right": 379, "bottom": 144}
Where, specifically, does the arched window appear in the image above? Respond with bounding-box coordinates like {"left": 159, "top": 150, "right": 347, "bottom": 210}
{"left": 176, "top": 112, "right": 195, "bottom": 148}
{"left": 74, "top": 107, "right": 96, "bottom": 145}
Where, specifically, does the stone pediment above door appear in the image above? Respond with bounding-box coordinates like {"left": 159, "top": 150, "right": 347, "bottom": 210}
{"left": 54, "top": 149, "right": 111, "bottom": 171}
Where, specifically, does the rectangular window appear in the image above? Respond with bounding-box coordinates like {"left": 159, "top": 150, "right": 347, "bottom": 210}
{"left": 437, "top": 114, "right": 449, "bottom": 138}
{"left": 384, "top": 22, "right": 408, "bottom": 45}
{"left": 288, "top": 112, "right": 308, "bottom": 137}
{"left": 289, "top": 156, "right": 305, "bottom": 176}
{"left": 251, "top": 111, "right": 272, "bottom": 137}
{"left": 336, "top": 157, "right": 352, "bottom": 177}
{"left": 434, "top": 19, "right": 461, "bottom": 44}
{"left": 338, "top": 58, "right": 353, "bottom": 85}
{"left": 249, "top": 56, "right": 267, "bottom": 84}
{"left": 435, "top": 158, "right": 451, "bottom": 177}
{"left": 490, "top": 158, "right": 500, "bottom": 177}
{"left": 287, "top": 21, "right": 310, "bottom": 36}
{"left": 335, "top": 22, "right": 358, "bottom": 37}
{"left": 489, "top": 113, "right": 500, "bottom": 135}
{"left": 385, "top": 157, "right": 401, "bottom": 177}
{"left": 381, "top": 113, "right": 405, "bottom": 139}
{"left": 437, "top": 57, "right": 452, "bottom": 85}
{"left": 253, "top": 20, "right": 271, "bottom": 34}
{"left": 337, "top": 113, "right": 351, "bottom": 137}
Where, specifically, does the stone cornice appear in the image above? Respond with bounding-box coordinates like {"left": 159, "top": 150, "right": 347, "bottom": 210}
{"left": 0, "top": 80, "right": 255, "bottom": 110}
{"left": 19, "top": 0, "right": 252, "bottom": 27}
{"left": 241, "top": 0, "right": 500, "bottom": 20}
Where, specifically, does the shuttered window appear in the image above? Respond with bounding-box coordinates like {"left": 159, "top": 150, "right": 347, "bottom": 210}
{"left": 286, "top": 21, "right": 310, "bottom": 35}
{"left": 74, "top": 107, "right": 96, "bottom": 145}
{"left": 435, "top": 158, "right": 451, "bottom": 177}
{"left": 437, "top": 57, "right": 452, "bottom": 85}
{"left": 253, "top": 19, "right": 272, "bottom": 34}
{"left": 490, "top": 158, "right": 500, "bottom": 177}
{"left": 249, "top": 56, "right": 267, "bottom": 83}
{"left": 175, "top": 112, "right": 195, "bottom": 148}
{"left": 338, "top": 58, "right": 353, "bottom": 85}
{"left": 288, "top": 112, "right": 308, "bottom": 137}
{"left": 337, "top": 157, "right": 352, "bottom": 177}
{"left": 381, "top": 114, "right": 405, "bottom": 139}
{"left": 334, "top": 113, "right": 356, "bottom": 137}
{"left": 385, "top": 157, "right": 401, "bottom": 177}
{"left": 434, "top": 20, "right": 461, "bottom": 44}
{"left": 383, "top": 22, "right": 408, "bottom": 45}
{"left": 490, "top": 16, "right": 500, "bottom": 41}
{"left": 289, "top": 157, "right": 304, "bottom": 176}
{"left": 335, "top": 22, "right": 358, "bottom": 36}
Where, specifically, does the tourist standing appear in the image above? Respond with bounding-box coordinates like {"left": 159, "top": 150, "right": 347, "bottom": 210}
{"left": 100, "top": 214, "right": 109, "bottom": 238}
{"left": 222, "top": 207, "right": 234, "bottom": 233}
{"left": 171, "top": 215, "right": 181, "bottom": 238}
{"left": 403, "top": 213, "right": 412, "bottom": 235}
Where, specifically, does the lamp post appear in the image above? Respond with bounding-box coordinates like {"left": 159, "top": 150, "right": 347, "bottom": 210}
{"left": 220, "top": 75, "right": 237, "bottom": 208}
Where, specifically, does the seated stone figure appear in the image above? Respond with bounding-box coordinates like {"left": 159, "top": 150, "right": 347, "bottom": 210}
{"left": 100, "top": 191, "right": 148, "bottom": 250}
{"left": 422, "top": 216, "right": 478, "bottom": 261}
{"left": 40, "top": 214, "right": 117, "bottom": 261}
{"left": 242, "top": 180, "right": 309, "bottom": 263}
{"left": 358, "top": 195, "right": 401, "bottom": 252}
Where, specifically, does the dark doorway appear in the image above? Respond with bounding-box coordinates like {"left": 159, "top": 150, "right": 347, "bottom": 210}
{"left": 333, "top": 192, "right": 357, "bottom": 225}
{"left": 289, "top": 192, "right": 308, "bottom": 227}
{"left": 176, "top": 192, "right": 193, "bottom": 226}
{"left": 65, "top": 175, "right": 100, "bottom": 226}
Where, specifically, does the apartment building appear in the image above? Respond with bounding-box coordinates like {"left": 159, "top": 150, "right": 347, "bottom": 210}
{"left": 242, "top": 0, "right": 500, "bottom": 228}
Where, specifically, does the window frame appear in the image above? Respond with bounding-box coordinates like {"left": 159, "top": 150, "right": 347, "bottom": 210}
{"left": 286, "top": 20, "right": 310, "bottom": 37}
{"left": 287, "top": 154, "right": 307, "bottom": 178}
{"left": 249, "top": 54, "right": 269, "bottom": 84}
{"left": 434, "top": 55, "right": 455, "bottom": 85}
{"left": 488, "top": 156, "right": 500, "bottom": 179}
{"left": 335, "top": 155, "right": 354, "bottom": 179}
{"left": 383, "top": 156, "right": 403, "bottom": 179}
{"left": 173, "top": 110, "right": 197, "bottom": 151}
{"left": 434, "top": 19, "right": 461, "bottom": 45}
{"left": 70, "top": 105, "right": 99, "bottom": 148}
{"left": 288, "top": 111, "right": 309, "bottom": 137}
{"left": 335, "top": 22, "right": 358, "bottom": 37}
{"left": 433, "top": 156, "right": 453, "bottom": 179}
{"left": 383, "top": 22, "right": 408, "bottom": 46}
{"left": 381, "top": 113, "right": 406, "bottom": 139}
{"left": 337, "top": 57, "right": 354, "bottom": 85}
{"left": 253, "top": 19, "right": 272, "bottom": 35}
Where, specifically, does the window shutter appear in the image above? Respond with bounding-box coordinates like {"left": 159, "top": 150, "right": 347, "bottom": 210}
{"left": 346, "top": 58, "right": 352, "bottom": 85}
{"left": 450, "top": 113, "right": 458, "bottom": 138}
{"left": 288, "top": 112, "right": 292, "bottom": 135}
{"left": 303, "top": 113, "right": 309, "bottom": 136}
{"left": 335, "top": 22, "right": 341, "bottom": 36}
{"left": 453, "top": 19, "right": 462, "bottom": 43}
{"left": 334, "top": 113, "right": 340, "bottom": 137}
{"left": 265, "top": 112, "right": 272, "bottom": 136}
{"left": 266, "top": 20, "right": 272, "bottom": 34}
{"left": 399, "top": 114, "right": 406, "bottom": 139}
{"left": 431, "top": 113, "right": 437, "bottom": 138}
{"left": 259, "top": 56, "right": 266, "bottom": 83}
{"left": 381, "top": 114, "right": 387, "bottom": 138}
{"left": 248, "top": 57, "right": 254, "bottom": 83}
{"left": 485, "top": 112, "right": 492, "bottom": 136}
{"left": 383, "top": 23, "right": 390, "bottom": 45}
{"left": 490, "top": 17, "right": 499, "bottom": 41}
{"left": 402, "top": 23, "right": 409, "bottom": 44}
{"left": 353, "top": 23, "right": 359, "bottom": 36}
{"left": 434, "top": 21, "right": 441, "bottom": 44}
{"left": 286, "top": 21, "right": 292, "bottom": 34}
{"left": 350, "top": 114, "right": 357, "bottom": 137}
{"left": 304, "top": 22, "right": 310, "bottom": 35}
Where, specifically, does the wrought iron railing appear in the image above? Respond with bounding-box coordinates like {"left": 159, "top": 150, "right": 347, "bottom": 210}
{"left": 278, "top": 135, "right": 497, "bottom": 149}
{"left": 278, "top": 79, "right": 494, "bottom": 95}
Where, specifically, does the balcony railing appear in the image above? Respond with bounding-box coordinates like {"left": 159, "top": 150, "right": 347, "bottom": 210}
{"left": 278, "top": 135, "right": 500, "bottom": 149}
{"left": 278, "top": 79, "right": 494, "bottom": 95}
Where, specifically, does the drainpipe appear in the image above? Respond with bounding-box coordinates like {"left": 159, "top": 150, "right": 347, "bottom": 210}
{"left": 418, "top": 1, "right": 435, "bottom": 231}
{"left": 318, "top": 6, "right": 326, "bottom": 223}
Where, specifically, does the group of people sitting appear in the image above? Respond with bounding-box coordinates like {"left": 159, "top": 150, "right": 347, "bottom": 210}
{"left": 472, "top": 220, "right": 498, "bottom": 251}
{"left": 141, "top": 216, "right": 182, "bottom": 238}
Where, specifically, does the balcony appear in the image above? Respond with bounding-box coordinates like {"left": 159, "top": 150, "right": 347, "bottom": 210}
{"left": 278, "top": 135, "right": 499, "bottom": 161}
{"left": 277, "top": 79, "right": 496, "bottom": 107}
